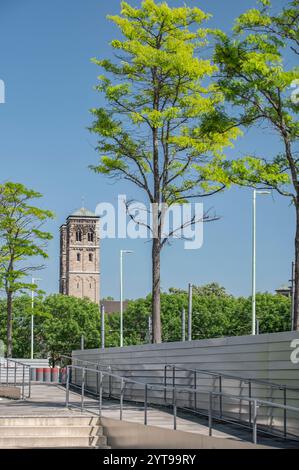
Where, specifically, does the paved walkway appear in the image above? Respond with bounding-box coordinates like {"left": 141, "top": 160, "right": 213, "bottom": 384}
{"left": 0, "top": 384, "right": 237, "bottom": 438}
{"left": 0, "top": 384, "right": 295, "bottom": 447}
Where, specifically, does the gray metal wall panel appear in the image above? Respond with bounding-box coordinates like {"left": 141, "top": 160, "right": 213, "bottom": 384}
{"left": 72, "top": 331, "right": 299, "bottom": 436}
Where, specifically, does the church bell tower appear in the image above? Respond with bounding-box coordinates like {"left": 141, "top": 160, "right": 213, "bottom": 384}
{"left": 59, "top": 207, "right": 100, "bottom": 304}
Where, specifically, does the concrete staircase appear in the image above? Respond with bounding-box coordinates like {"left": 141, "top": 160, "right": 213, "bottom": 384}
{"left": 0, "top": 416, "right": 110, "bottom": 448}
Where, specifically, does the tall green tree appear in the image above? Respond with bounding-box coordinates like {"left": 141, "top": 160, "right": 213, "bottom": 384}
{"left": 89, "top": 0, "right": 240, "bottom": 343}
{"left": 40, "top": 294, "right": 101, "bottom": 365}
{"left": 169, "top": 282, "right": 230, "bottom": 297}
{"left": 213, "top": 0, "right": 299, "bottom": 329}
{"left": 0, "top": 182, "right": 53, "bottom": 356}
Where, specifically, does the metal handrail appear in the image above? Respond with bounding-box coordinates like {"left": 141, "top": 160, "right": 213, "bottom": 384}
{"left": 164, "top": 364, "right": 299, "bottom": 391}
{"left": 0, "top": 358, "right": 31, "bottom": 399}
{"left": 65, "top": 364, "right": 299, "bottom": 445}
{"left": 60, "top": 355, "right": 111, "bottom": 370}
{"left": 164, "top": 364, "right": 299, "bottom": 436}
{"left": 208, "top": 391, "right": 299, "bottom": 444}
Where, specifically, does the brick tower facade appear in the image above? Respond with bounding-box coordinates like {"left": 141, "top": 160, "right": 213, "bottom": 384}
{"left": 59, "top": 208, "right": 100, "bottom": 304}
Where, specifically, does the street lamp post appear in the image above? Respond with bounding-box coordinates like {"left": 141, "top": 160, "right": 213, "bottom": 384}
{"left": 31, "top": 277, "right": 42, "bottom": 359}
{"left": 187, "top": 283, "right": 193, "bottom": 341}
{"left": 120, "top": 250, "right": 133, "bottom": 347}
{"left": 252, "top": 190, "right": 270, "bottom": 335}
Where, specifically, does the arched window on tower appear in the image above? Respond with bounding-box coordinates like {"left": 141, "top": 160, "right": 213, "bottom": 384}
{"left": 76, "top": 231, "right": 82, "bottom": 242}
{"left": 77, "top": 253, "right": 81, "bottom": 262}
{"left": 88, "top": 232, "right": 94, "bottom": 242}
{"left": 89, "top": 253, "right": 93, "bottom": 262}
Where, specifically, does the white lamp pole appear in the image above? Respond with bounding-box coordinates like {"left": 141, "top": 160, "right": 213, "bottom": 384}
{"left": 120, "top": 250, "right": 133, "bottom": 347}
{"left": 31, "top": 277, "right": 42, "bottom": 359}
{"left": 252, "top": 190, "right": 270, "bottom": 335}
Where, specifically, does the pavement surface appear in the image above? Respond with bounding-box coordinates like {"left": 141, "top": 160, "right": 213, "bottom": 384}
{"left": 0, "top": 384, "right": 297, "bottom": 448}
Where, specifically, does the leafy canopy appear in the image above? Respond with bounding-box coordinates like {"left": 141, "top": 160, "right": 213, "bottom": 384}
{"left": 90, "top": 0, "right": 241, "bottom": 206}
{"left": 213, "top": 0, "right": 299, "bottom": 200}
{"left": 0, "top": 182, "right": 54, "bottom": 294}
{"left": 0, "top": 291, "right": 290, "bottom": 356}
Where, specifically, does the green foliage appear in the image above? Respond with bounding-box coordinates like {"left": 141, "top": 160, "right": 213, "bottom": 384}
{"left": 213, "top": 1, "right": 299, "bottom": 201}
{"left": 40, "top": 295, "right": 101, "bottom": 365}
{"left": 90, "top": 0, "right": 241, "bottom": 208}
{"left": 0, "top": 295, "right": 38, "bottom": 357}
{"left": 0, "top": 291, "right": 291, "bottom": 358}
{"left": 169, "top": 282, "right": 230, "bottom": 297}
{"left": 0, "top": 182, "right": 54, "bottom": 294}
{"left": 90, "top": 0, "right": 244, "bottom": 343}
{"left": 0, "top": 182, "right": 54, "bottom": 356}
{"left": 120, "top": 291, "right": 291, "bottom": 343}
{"left": 0, "top": 294, "right": 101, "bottom": 363}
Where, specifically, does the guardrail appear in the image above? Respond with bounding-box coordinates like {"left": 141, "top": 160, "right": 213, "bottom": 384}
{"left": 60, "top": 355, "right": 111, "bottom": 370}
{"left": 65, "top": 364, "right": 299, "bottom": 445}
{"left": 164, "top": 364, "right": 299, "bottom": 437}
{"left": 0, "top": 358, "right": 31, "bottom": 399}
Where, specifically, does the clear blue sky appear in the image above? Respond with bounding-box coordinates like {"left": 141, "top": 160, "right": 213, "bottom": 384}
{"left": 0, "top": 0, "right": 294, "bottom": 300}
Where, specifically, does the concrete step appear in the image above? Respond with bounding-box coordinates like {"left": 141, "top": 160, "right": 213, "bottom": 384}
{"left": 0, "top": 416, "right": 109, "bottom": 449}
{"left": 0, "top": 426, "right": 104, "bottom": 437}
{"left": 0, "top": 436, "right": 108, "bottom": 448}
{"left": 0, "top": 416, "right": 101, "bottom": 426}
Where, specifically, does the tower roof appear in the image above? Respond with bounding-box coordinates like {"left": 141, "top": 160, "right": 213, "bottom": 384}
{"left": 69, "top": 207, "right": 98, "bottom": 218}
{"left": 68, "top": 207, "right": 98, "bottom": 218}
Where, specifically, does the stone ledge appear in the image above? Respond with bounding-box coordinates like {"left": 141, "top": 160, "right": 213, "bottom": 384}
{"left": 0, "top": 386, "right": 21, "bottom": 400}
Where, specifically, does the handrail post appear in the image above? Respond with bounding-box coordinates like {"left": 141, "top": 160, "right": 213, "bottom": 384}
{"left": 248, "top": 380, "right": 252, "bottom": 425}
{"left": 120, "top": 378, "right": 124, "bottom": 421}
{"left": 108, "top": 366, "right": 112, "bottom": 398}
{"left": 209, "top": 392, "right": 213, "bottom": 436}
{"left": 164, "top": 366, "right": 167, "bottom": 403}
{"left": 173, "top": 387, "right": 177, "bottom": 430}
{"left": 172, "top": 366, "right": 175, "bottom": 405}
{"left": 22, "top": 365, "right": 25, "bottom": 400}
{"left": 144, "top": 384, "right": 148, "bottom": 425}
{"left": 96, "top": 364, "right": 99, "bottom": 395}
{"left": 6, "top": 360, "right": 8, "bottom": 385}
{"left": 219, "top": 375, "right": 223, "bottom": 418}
{"left": 283, "top": 386, "right": 287, "bottom": 439}
{"left": 99, "top": 371, "right": 103, "bottom": 417}
{"left": 14, "top": 362, "right": 17, "bottom": 386}
{"left": 66, "top": 366, "right": 70, "bottom": 407}
{"left": 253, "top": 399, "right": 258, "bottom": 444}
{"left": 81, "top": 367, "right": 85, "bottom": 412}
{"left": 194, "top": 371, "right": 197, "bottom": 410}
{"left": 28, "top": 366, "right": 31, "bottom": 398}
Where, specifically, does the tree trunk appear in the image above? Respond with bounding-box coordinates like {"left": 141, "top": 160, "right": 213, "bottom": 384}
{"left": 152, "top": 237, "right": 162, "bottom": 343}
{"left": 151, "top": 66, "right": 162, "bottom": 343}
{"left": 293, "top": 204, "right": 299, "bottom": 330}
{"left": 6, "top": 291, "right": 13, "bottom": 357}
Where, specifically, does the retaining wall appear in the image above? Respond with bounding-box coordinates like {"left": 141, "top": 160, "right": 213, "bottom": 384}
{"left": 72, "top": 331, "right": 299, "bottom": 438}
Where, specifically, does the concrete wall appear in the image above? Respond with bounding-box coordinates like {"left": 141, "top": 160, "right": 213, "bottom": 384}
{"left": 101, "top": 417, "right": 270, "bottom": 449}
{"left": 72, "top": 331, "right": 299, "bottom": 437}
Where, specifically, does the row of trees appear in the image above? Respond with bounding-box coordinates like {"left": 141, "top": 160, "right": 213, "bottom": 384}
{"left": 89, "top": 0, "right": 299, "bottom": 342}
{"left": 0, "top": 289, "right": 291, "bottom": 362}
{"left": 0, "top": 182, "right": 54, "bottom": 357}
{"left": 0, "top": 0, "right": 297, "bottom": 355}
